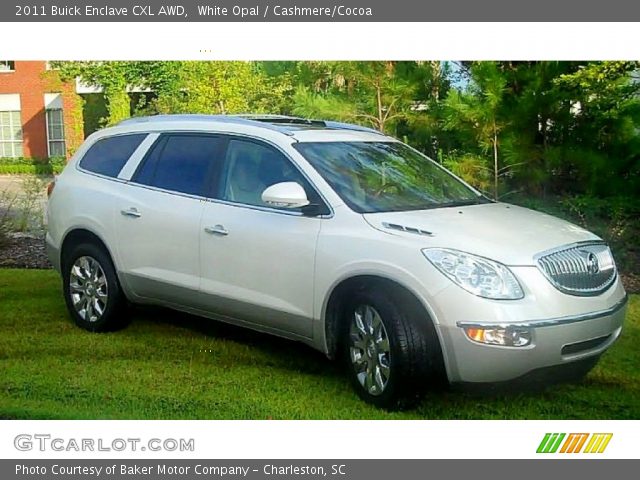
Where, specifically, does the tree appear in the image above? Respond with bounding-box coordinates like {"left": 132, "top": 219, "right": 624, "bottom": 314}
{"left": 52, "top": 61, "right": 182, "bottom": 126}
{"left": 291, "top": 61, "right": 417, "bottom": 134}
{"left": 152, "top": 61, "right": 291, "bottom": 115}
{"left": 444, "top": 62, "right": 509, "bottom": 199}
{"left": 550, "top": 61, "right": 640, "bottom": 196}
{"left": 53, "top": 60, "right": 640, "bottom": 201}
{"left": 398, "top": 61, "right": 455, "bottom": 160}
{"left": 53, "top": 61, "right": 292, "bottom": 125}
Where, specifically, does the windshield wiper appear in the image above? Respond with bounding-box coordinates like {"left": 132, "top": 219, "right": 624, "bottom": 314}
{"left": 435, "top": 197, "right": 491, "bottom": 208}
{"left": 376, "top": 197, "right": 491, "bottom": 213}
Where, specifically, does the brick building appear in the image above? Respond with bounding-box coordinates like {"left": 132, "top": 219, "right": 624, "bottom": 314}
{"left": 0, "top": 61, "right": 83, "bottom": 160}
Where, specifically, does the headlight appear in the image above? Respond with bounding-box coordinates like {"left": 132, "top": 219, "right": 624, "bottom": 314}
{"left": 422, "top": 248, "right": 524, "bottom": 300}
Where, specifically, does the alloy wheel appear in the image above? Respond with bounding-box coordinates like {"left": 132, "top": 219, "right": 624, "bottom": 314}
{"left": 69, "top": 256, "right": 108, "bottom": 322}
{"left": 349, "top": 304, "right": 391, "bottom": 396}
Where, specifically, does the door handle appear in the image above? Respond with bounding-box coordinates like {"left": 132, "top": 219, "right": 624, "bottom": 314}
{"left": 120, "top": 207, "right": 142, "bottom": 218}
{"left": 204, "top": 224, "right": 229, "bottom": 236}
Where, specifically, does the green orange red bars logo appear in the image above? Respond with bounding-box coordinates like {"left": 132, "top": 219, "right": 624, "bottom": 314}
{"left": 537, "top": 433, "right": 613, "bottom": 453}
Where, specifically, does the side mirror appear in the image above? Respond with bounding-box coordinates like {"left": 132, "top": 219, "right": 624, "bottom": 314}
{"left": 261, "top": 182, "right": 310, "bottom": 209}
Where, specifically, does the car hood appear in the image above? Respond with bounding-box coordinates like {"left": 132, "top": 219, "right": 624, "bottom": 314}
{"left": 363, "top": 202, "right": 601, "bottom": 266}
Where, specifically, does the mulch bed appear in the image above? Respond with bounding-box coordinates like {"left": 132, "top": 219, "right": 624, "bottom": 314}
{"left": 0, "top": 233, "right": 51, "bottom": 269}
{"left": 622, "top": 273, "right": 640, "bottom": 295}
{"left": 0, "top": 234, "right": 638, "bottom": 294}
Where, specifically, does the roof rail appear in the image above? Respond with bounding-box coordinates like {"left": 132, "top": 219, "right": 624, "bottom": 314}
{"left": 239, "top": 115, "right": 386, "bottom": 135}
{"left": 117, "top": 114, "right": 259, "bottom": 126}
{"left": 117, "top": 114, "right": 387, "bottom": 136}
{"left": 324, "top": 121, "right": 385, "bottom": 135}
{"left": 116, "top": 114, "right": 297, "bottom": 135}
{"left": 236, "top": 114, "right": 326, "bottom": 127}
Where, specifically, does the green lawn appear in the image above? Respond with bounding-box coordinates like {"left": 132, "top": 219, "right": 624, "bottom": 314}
{"left": 0, "top": 269, "right": 638, "bottom": 420}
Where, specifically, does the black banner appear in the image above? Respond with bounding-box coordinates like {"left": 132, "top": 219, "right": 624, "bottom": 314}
{"left": 4, "top": 459, "right": 640, "bottom": 480}
{"left": 5, "top": 0, "right": 640, "bottom": 22}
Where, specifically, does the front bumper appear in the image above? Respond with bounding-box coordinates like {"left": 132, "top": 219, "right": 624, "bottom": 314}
{"left": 439, "top": 294, "right": 627, "bottom": 383}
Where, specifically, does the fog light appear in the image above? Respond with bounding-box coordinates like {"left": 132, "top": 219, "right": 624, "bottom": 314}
{"left": 464, "top": 327, "right": 531, "bottom": 347}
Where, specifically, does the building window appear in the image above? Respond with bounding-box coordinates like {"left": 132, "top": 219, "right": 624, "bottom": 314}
{"left": 46, "top": 108, "right": 66, "bottom": 157}
{"left": 0, "top": 110, "right": 23, "bottom": 158}
{"left": 0, "top": 61, "right": 15, "bottom": 72}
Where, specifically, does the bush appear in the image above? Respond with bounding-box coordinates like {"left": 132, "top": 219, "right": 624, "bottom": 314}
{"left": 0, "top": 157, "right": 66, "bottom": 175}
{"left": 0, "top": 189, "right": 18, "bottom": 248}
{"left": 0, "top": 176, "right": 49, "bottom": 237}
{"left": 0, "top": 164, "right": 64, "bottom": 175}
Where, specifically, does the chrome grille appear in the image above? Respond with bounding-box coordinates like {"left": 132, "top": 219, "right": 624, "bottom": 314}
{"left": 536, "top": 243, "right": 616, "bottom": 296}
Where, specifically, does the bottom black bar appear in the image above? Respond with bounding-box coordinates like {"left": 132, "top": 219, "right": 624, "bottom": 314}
{"left": 2, "top": 459, "right": 637, "bottom": 480}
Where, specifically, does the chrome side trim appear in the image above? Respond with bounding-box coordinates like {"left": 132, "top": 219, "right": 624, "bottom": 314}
{"left": 457, "top": 294, "right": 628, "bottom": 330}
{"left": 204, "top": 196, "right": 308, "bottom": 217}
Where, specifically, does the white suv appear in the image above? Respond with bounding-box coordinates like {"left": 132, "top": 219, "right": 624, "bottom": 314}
{"left": 46, "top": 114, "right": 627, "bottom": 408}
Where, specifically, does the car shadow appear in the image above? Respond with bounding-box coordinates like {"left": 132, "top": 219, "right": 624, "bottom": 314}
{"left": 450, "top": 356, "right": 600, "bottom": 396}
{"left": 130, "top": 305, "right": 343, "bottom": 378}
{"left": 128, "top": 305, "right": 599, "bottom": 410}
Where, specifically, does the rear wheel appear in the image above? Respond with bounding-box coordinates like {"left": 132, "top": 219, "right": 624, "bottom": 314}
{"left": 342, "top": 287, "right": 441, "bottom": 409}
{"left": 62, "top": 243, "right": 128, "bottom": 332}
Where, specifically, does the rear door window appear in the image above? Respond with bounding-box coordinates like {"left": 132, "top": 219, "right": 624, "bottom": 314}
{"left": 133, "top": 134, "right": 224, "bottom": 196}
{"left": 79, "top": 134, "right": 147, "bottom": 178}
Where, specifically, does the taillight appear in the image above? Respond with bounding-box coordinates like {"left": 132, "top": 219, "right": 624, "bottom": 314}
{"left": 47, "top": 179, "right": 56, "bottom": 198}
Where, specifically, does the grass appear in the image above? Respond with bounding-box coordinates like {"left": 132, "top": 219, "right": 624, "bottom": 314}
{"left": 0, "top": 268, "right": 638, "bottom": 420}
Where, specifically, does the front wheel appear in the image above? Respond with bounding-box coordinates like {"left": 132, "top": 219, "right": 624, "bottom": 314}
{"left": 348, "top": 303, "right": 392, "bottom": 397}
{"left": 343, "top": 288, "right": 441, "bottom": 409}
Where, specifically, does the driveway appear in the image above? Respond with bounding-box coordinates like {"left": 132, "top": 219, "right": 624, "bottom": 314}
{"left": 0, "top": 174, "right": 52, "bottom": 198}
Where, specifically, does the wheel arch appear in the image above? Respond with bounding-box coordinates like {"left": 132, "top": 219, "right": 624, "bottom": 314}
{"left": 60, "top": 227, "right": 119, "bottom": 273}
{"left": 322, "top": 274, "right": 445, "bottom": 365}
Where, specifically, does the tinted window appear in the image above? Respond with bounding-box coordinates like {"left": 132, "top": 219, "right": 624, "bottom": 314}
{"left": 294, "top": 142, "right": 486, "bottom": 213}
{"left": 79, "top": 134, "right": 147, "bottom": 178}
{"left": 220, "top": 139, "right": 323, "bottom": 211}
{"left": 134, "top": 135, "right": 223, "bottom": 196}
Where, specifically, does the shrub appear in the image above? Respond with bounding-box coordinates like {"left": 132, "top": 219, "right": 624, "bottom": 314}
{"left": 0, "top": 157, "right": 66, "bottom": 175}
{"left": 0, "top": 164, "right": 64, "bottom": 175}
{"left": 0, "top": 176, "right": 48, "bottom": 237}
{"left": 0, "top": 189, "right": 18, "bottom": 248}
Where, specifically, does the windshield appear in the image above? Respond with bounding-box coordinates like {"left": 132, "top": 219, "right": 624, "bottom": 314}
{"left": 294, "top": 141, "right": 488, "bottom": 213}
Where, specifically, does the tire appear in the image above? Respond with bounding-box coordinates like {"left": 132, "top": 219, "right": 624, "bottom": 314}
{"left": 62, "top": 242, "right": 129, "bottom": 332}
{"left": 342, "top": 286, "right": 442, "bottom": 409}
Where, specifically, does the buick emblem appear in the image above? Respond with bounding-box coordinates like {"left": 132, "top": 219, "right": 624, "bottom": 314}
{"left": 585, "top": 252, "right": 600, "bottom": 274}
